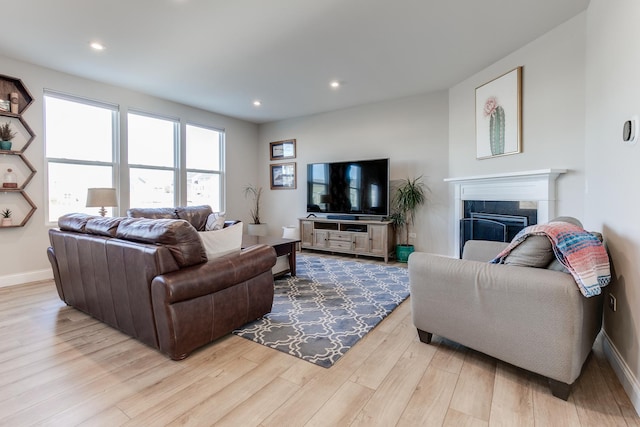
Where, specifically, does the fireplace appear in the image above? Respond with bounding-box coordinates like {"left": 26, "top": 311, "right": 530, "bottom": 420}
{"left": 459, "top": 200, "right": 536, "bottom": 257}
{"left": 445, "top": 169, "right": 567, "bottom": 257}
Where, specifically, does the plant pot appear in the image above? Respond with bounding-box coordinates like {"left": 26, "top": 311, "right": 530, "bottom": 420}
{"left": 248, "top": 223, "right": 268, "bottom": 236}
{"left": 0, "top": 140, "right": 12, "bottom": 151}
{"left": 1, "top": 218, "right": 12, "bottom": 227}
{"left": 396, "top": 244, "right": 415, "bottom": 263}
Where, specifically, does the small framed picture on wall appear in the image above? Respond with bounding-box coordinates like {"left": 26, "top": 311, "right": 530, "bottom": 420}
{"left": 269, "top": 139, "right": 296, "bottom": 160}
{"left": 270, "top": 162, "right": 296, "bottom": 190}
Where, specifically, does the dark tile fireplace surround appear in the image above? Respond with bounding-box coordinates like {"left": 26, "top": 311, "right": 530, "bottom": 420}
{"left": 460, "top": 200, "right": 538, "bottom": 257}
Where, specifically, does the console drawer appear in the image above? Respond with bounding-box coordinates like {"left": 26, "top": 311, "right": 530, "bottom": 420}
{"left": 328, "top": 240, "right": 352, "bottom": 250}
{"left": 328, "top": 231, "right": 352, "bottom": 242}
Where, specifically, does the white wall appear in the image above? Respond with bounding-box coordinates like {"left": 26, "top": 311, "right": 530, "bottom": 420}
{"left": 448, "top": 13, "right": 587, "bottom": 256}
{"left": 258, "top": 91, "right": 450, "bottom": 255}
{"left": 585, "top": 0, "right": 640, "bottom": 410}
{"left": 0, "top": 55, "right": 259, "bottom": 287}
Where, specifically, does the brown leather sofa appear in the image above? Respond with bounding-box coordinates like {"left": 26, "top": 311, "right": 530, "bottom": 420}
{"left": 47, "top": 209, "right": 277, "bottom": 360}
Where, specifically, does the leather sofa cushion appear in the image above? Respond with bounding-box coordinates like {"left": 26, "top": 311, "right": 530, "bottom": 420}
{"left": 58, "top": 213, "right": 96, "bottom": 233}
{"left": 176, "top": 205, "right": 212, "bottom": 231}
{"left": 116, "top": 218, "right": 207, "bottom": 268}
{"left": 85, "top": 216, "right": 123, "bottom": 237}
{"left": 126, "top": 207, "right": 176, "bottom": 220}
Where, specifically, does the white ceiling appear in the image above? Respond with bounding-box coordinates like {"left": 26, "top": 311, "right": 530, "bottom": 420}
{"left": 0, "top": 0, "right": 589, "bottom": 124}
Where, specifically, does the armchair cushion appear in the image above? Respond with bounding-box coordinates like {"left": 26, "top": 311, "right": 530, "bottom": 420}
{"left": 503, "top": 235, "right": 555, "bottom": 267}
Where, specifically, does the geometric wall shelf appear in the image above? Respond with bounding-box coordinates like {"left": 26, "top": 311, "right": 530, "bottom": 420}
{"left": 0, "top": 74, "right": 37, "bottom": 228}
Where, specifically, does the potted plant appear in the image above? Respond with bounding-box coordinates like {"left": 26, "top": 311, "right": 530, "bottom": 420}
{"left": 392, "top": 176, "right": 427, "bottom": 262}
{"left": 244, "top": 184, "right": 268, "bottom": 236}
{"left": 0, "top": 122, "right": 17, "bottom": 151}
{"left": 1, "top": 208, "right": 12, "bottom": 226}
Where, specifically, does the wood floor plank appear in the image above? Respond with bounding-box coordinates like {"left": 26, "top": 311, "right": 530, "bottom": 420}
{"left": 593, "top": 337, "right": 640, "bottom": 426}
{"left": 0, "top": 267, "right": 638, "bottom": 427}
{"left": 348, "top": 314, "right": 415, "bottom": 389}
{"left": 164, "top": 352, "right": 293, "bottom": 426}
{"left": 123, "top": 355, "right": 260, "bottom": 426}
{"left": 530, "top": 373, "right": 581, "bottom": 427}
{"left": 573, "top": 352, "right": 630, "bottom": 426}
{"left": 444, "top": 408, "right": 489, "bottom": 427}
{"left": 396, "top": 366, "right": 459, "bottom": 427}
{"left": 449, "top": 350, "right": 496, "bottom": 422}
{"left": 351, "top": 339, "right": 436, "bottom": 426}
{"left": 77, "top": 406, "right": 131, "bottom": 427}
{"left": 488, "top": 363, "right": 534, "bottom": 427}
{"left": 214, "top": 377, "right": 300, "bottom": 426}
{"left": 304, "top": 380, "right": 374, "bottom": 427}
{"left": 1, "top": 347, "right": 167, "bottom": 426}
{"left": 429, "top": 336, "right": 468, "bottom": 375}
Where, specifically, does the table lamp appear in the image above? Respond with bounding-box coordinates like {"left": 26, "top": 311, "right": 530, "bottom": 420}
{"left": 86, "top": 188, "right": 118, "bottom": 217}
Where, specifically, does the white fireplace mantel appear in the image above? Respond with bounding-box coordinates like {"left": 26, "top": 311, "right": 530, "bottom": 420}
{"left": 446, "top": 169, "right": 567, "bottom": 257}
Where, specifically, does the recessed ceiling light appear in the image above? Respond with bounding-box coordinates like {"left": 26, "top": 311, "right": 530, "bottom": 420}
{"left": 253, "top": 100, "right": 262, "bottom": 107}
{"left": 90, "top": 42, "right": 105, "bottom": 51}
{"left": 330, "top": 81, "right": 340, "bottom": 89}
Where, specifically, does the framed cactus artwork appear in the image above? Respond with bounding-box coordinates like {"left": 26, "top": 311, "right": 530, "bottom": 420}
{"left": 475, "top": 66, "right": 522, "bottom": 159}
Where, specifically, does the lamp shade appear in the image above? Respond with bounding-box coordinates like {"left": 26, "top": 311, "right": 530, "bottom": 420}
{"left": 86, "top": 188, "right": 118, "bottom": 216}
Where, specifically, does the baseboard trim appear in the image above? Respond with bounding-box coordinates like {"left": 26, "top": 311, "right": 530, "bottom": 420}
{"left": 0, "top": 269, "right": 53, "bottom": 288}
{"left": 602, "top": 330, "right": 640, "bottom": 417}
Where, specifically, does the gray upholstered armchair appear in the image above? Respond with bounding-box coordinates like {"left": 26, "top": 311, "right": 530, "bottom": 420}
{"left": 408, "top": 219, "right": 605, "bottom": 400}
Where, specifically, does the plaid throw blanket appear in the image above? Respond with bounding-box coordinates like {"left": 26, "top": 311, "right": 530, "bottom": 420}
{"left": 491, "top": 222, "right": 611, "bottom": 297}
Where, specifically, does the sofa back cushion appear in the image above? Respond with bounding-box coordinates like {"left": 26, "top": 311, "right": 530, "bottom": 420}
{"left": 176, "top": 205, "right": 212, "bottom": 231}
{"left": 86, "top": 216, "right": 123, "bottom": 237}
{"left": 58, "top": 212, "right": 95, "bottom": 233}
{"left": 116, "top": 218, "right": 206, "bottom": 267}
{"left": 126, "top": 207, "right": 177, "bottom": 220}
{"left": 126, "top": 205, "right": 213, "bottom": 231}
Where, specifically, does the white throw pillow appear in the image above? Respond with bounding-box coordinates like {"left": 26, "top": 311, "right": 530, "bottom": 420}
{"left": 205, "top": 212, "right": 226, "bottom": 231}
{"left": 198, "top": 222, "right": 242, "bottom": 260}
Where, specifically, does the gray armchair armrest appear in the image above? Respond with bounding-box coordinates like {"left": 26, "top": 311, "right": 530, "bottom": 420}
{"left": 461, "top": 240, "right": 508, "bottom": 262}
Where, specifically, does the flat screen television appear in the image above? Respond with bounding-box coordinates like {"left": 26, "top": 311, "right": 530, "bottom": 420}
{"left": 306, "top": 158, "right": 389, "bottom": 218}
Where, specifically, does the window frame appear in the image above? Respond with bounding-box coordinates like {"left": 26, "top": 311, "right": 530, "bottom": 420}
{"left": 127, "top": 109, "right": 180, "bottom": 208}
{"left": 184, "top": 122, "right": 226, "bottom": 211}
{"left": 44, "top": 90, "right": 119, "bottom": 225}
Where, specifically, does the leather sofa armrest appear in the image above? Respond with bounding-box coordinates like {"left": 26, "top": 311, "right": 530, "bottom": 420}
{"left": 151, "top": 244, "right": 277, "bottom": 304}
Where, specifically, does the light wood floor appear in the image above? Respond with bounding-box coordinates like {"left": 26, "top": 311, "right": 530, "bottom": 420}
{"left": 2, "top": 270, "right": 639, "bottom": 426}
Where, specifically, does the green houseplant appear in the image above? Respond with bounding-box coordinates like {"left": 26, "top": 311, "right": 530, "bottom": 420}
{"left": 244, "top": 184, "right": 267, "bottom": 236}
{"left": 391, "top": 176, "right": 426, "bottom": 262}
{"left": 1, "top": 208, "right": 12, "bottom": 226}
{"left": 0, "top": 122, "right": 17, "bottom": 150}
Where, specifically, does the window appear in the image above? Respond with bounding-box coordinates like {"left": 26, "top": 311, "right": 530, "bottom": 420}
{"left": 45, "top": 94, "right": 226, "bottom": 221}
{"left": 127, "top": 112, "right": 177, "bottom": 208}
{"left": 185, "top": 124, "right": 224, "bottom": 211}
{"left": 45, "top": 93, "right": 117, "bottom": 221}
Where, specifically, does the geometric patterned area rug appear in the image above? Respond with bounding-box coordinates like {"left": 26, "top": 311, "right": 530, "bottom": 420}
{"left": 232, "top": 254, "right": 410, "bottom": 368}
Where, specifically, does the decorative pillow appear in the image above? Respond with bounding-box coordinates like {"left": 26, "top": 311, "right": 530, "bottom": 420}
{"left": 503, "top": 235, "right": 555, "bottom": 268}
{"left": 205, "top": 212, "right": 226, "bottom": 231}
{"left": 199, "top": 222, "right": 242, "bottom": 260}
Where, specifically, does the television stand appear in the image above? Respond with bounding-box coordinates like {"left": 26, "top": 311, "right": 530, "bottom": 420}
{"left": 299, "top": 217, "right": 394, "bottom": 262}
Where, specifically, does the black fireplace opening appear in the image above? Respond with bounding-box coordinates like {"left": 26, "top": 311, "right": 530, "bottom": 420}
{"left": 460, "top": 200, "right": 538, "bottom": 257}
